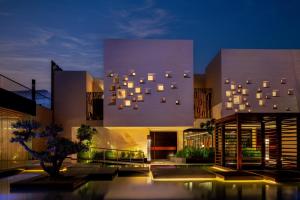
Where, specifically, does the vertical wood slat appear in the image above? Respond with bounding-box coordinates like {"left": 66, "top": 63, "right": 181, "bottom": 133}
{"left": 276, "top": 117, "right": 282, "bottom": 169}
{"left": 221, "top": 125, "right": 226, "bottom": 167}
{"left": 261, "top": 120, "right": 266, "bottom": 168}
{"left": 297, "top": 116, "right": 300, "bottom": 169}
{"left": 237, "top": 116, "right": 242, "bottom": 170}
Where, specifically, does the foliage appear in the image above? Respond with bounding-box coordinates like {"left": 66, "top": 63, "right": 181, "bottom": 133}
{"left": 11, "top": 120, "right": 96, "bottom": 177}
{"left": 176, "top": 147, "right": 214, "bottom": 160}
{"left": 200, "top": 119, "right": 216, "bottom": 135}
{"left": 242, "top": 148, "right": 261, "bottom": 158}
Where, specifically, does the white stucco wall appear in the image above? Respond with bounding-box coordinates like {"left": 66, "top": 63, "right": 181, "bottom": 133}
{"left": 103, "top": 39, "right": 194, "bottom": 127}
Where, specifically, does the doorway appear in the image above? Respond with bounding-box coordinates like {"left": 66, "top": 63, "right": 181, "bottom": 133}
{"left": 150, "top": 131, "right": 177, "bottom": 159}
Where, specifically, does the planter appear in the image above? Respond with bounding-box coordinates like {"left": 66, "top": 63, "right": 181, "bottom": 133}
{"left": 170, "top": 157, "right": 186, "bottom": 163}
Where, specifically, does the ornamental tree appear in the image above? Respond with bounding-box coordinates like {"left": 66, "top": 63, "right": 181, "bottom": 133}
{"left": 11, "top": 120, "right": 96, "bottom": 177}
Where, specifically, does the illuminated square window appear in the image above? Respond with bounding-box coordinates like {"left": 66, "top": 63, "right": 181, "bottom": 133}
{"left": 124, "top": 99, "right": 131, "bottom": 107}
{"left": 256, "top": 92, "right": 263, "bottom": 99}
{"left": 117, "top": 89, "right": 126, "bottom": 99}
{"left": 259, "top": 99, "right": 265, "bottom": 106}
{"left": 157, "top": 84, "right": 164, "bottom": 92}
{"left": 135, "top": 87, "right": 141, "bottom": 94}
{"left": 226, "top": 90, "right": 232, "bottom": 97}
{"left": 137, "top": 94, "right": 144, "bottom": 102}
{"left": 272, "top": 90, "right": 279, "bottom": 97}
{"left": 233, "top": 95, "right": 242, "bottom": 105}
{"left": 230, "top": 84, "right": 236, "bottom": 90}
{"left": 226, "top": 102, "right": 233, "bottom": 109}
{"left": 239, "top": 104, "right": 246, "bottom": 111}
{"left": 242, "top": 89, "right": 248, "bottom": 95}
{"left": 148, "top": 73, "right": 155, "bottom": 81}
{"left": 262, "top": 81, "right": 270, "bottom": 88}
{"left": 127, "top": 81, "right": 134, "bottom": 88}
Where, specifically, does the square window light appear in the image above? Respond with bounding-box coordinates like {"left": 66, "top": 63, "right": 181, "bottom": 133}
{"left": 256, "top": 92, "right": 263, "bottom": 99}
{"left": 288, "top": 89, "right": 294, "bottom": 95}
{"left": 233, "top": 95, "right": 242, "bottom": 105}
{"left": 230, "top": 84, "right": 236, "bottom": 90}
{"left": 127, "top": 81, "right": 134, "bottom": 88}
{"left": 226, "top": 102, "right": 233, "bottom": 109}
{"left": 232, "top": 91, "right": 236, "bottom": 95}
{"left": 123, "top": 81, "right": 127, "bottom": 86}
{"left": 135, "top": 87, "right": 141, "bottom": 94}
{"left": 242, "top": 89, "right": 248, "bottom": 95}
{"left": 272, "top": 90, "right": 279, "bottom": 97}
{"left": 157, "top": 84, "right": 164, "bottom": 92}
{"left": 124, "top": 99, "right": 131, "bottom": 107}
{"left": 137, "top": 94, "right": 144, "bottom": 102}
{"left": 145, "top": 88, "right": 151, "bottom": 94}
{"left": 117, "top": 89, "right": 127, "bottom": 99}
{"left": 226, "top": 90, "right": 232, "bottom": 97}
{"left": 238, "top": 84, "right": 242, "bottom": 88}
{"left": 259, "top": 99, "right": 265, "bottom": 106}
{"left": 148, "top": 73, "right": 155, "bottom": 81}
{"left": 262, "top": 81, "right": 270, "bottom": 88}
{"left": 239, "top": 104, "right": 246, "bottom": 111}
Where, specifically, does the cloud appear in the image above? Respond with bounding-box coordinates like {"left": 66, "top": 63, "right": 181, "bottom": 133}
{"left": 113, "top": 0, "right": 172, "bottom": 38}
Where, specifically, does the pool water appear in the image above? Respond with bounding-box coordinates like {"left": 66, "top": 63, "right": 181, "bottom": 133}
{"left": 0, "top": 173, "right": 300, "bottom": 199}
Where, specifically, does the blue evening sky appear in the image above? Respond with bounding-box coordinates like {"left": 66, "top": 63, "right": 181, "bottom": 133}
{"left": 0, "top": 0, "right": 300, "bottom": 90}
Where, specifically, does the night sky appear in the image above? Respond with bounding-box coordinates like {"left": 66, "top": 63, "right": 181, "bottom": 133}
{"left": 1, "top": 0, "right": 300, "bottom": 91}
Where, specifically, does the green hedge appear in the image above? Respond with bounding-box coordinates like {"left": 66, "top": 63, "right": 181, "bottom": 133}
{"left": 176, "top": 147, "right": 214, "bottom": 159}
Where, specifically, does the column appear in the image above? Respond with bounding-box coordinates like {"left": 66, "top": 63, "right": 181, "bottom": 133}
{"left": 237, "top": 118, "right": 242, "bottom": 170}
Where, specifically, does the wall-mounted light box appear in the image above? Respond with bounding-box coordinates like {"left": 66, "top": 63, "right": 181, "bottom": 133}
{"left": 117, "top": 89, "right": 126, "bottom": 99}
{"left": 157, "top": 84, "right": 164, "bottom": 92}
{"left": 124, "top": 99, "right": 131, "bottom": 107}
{"left": 148, "top": 73, "right": 155, "bottom": 81}
{"left": 137, "top": 95, "right": 144, "bottom": 102}
{"left": 135, "top": 87, "right": 141, "bottom": 94}
{"left": 127, "top": 81, "right": 134, "bottom": 88}
{"left": 262, "top": 81, "right": 270, "bottom": 88}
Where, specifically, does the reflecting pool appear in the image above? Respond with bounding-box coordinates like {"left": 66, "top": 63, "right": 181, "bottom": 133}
{"left": 0, "top": 173, "right": 300, "bottom": 199}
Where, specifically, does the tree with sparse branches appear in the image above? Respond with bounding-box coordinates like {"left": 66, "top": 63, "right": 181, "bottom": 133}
{"left": 11, "top": 120, "right": 96, "bottom": 177}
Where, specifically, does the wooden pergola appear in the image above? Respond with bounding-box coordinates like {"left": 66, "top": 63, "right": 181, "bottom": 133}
{"left": 214, "top": 113, "right": 300, "bottom": 170}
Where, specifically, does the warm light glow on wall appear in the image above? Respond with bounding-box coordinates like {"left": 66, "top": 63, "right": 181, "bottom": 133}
{"left": 259, "top": 99, "right": 265, "bottom": 106}
{"left": 233, "top": 95, "right": 241, "bottom": 104}
{"left": 157, "top": 84, "right": 164, "bottom": 92}
{"left": 226, "top": 90, "right": 232, "bottom": 97}
{"left": 242, "top": 89, "right": 248, "bottom": 95}
{"left": 135, "top": 87, "right": 141, "bottom": 94}
{"left": 256, "top": 92, "right": 263, "bottom": 99}
{"left": 137, "top": 94, "right": 144, "bottom": 102}
{"left": 288, "top": 89, "right": 294, "bottom": 95}
{"left": 127, "top": 81, "right": 134, "bottom": 88}
{"left": 226, "top": 102, "right": 233, "bottom": 109}
{"left": 262, "top": 81, "right": 270, "bottom": 88}
{"left": 124, "top": 99, "right": 131, "bottom": 107}
{"left": 148, "top": 73, "right": 155, "bottom": 81}
{"left": 117, "top": 89, "right": 126, "bottom": 99}
{"left": 239, "top": 104, "right": 246, "bottom": 111}
{"left": 272, "top": 90, "right": 279, "bottom": 97}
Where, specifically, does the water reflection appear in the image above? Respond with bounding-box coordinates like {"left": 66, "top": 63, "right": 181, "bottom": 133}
{"left": 1, "top": 174, "right": 300, "bottom": 200}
